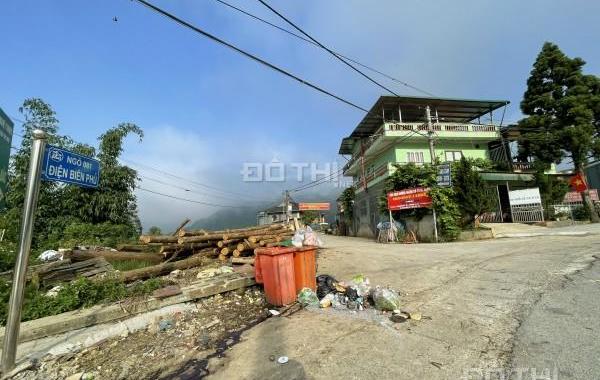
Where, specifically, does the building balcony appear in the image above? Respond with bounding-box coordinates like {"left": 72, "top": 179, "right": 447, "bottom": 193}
{"left": 343, "top": 122, "right": 500, "bottom": 175}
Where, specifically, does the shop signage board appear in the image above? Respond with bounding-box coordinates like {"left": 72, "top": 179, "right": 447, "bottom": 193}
{"left": 299, "top": 202, "right": 330, "bottom": 211}
{"left": 508, "top": 187, "right": 542, "bottom": 206}
{"left": 0, "top": 107, "right": 13, "bottom": 209}
{"left": 387, "top": 187, "right": 432, "bottom": 210}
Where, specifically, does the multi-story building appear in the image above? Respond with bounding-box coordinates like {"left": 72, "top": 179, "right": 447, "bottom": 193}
{"left": 338, "top": 96, "right": 543, "bottom": 238}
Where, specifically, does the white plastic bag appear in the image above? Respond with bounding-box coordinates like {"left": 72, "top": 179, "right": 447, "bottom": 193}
{"left": 292, "top": 229, "right": 305, "bottom": 247}
{"left": 38, "top": 250, "right": 63, "bottom": 262}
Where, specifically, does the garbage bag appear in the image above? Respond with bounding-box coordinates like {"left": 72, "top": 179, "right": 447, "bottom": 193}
{"left": 303, "top": 226, "right": 323, "bottom": 247}
{"left": 297, "top": 288, "right": 319, "bottom": 307}
{"left": 316, "top": 274, "right": 338, "bottom": 299}
{"left": 371, "top": 287, "right": 401, "bottom": 311}
{"left": 345, "top": 286, "right": 359, "bottom": 301}
{"left": 291, "top": 230, "right": 305, "bottom": 247}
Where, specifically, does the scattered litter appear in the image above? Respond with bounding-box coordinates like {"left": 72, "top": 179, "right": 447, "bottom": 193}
{"left": 319, "top": 293, "right": 335, "bottom": 308}
{"left": 196, "top": 266, "right": 234, "bottom": 279}
{"left": 297, "top": 288, "right": 319, "bottom": 307}
{"left": 268, "top": 309, "right": 281, "bottom": 316}
{"left": 277, "top": 356, "right": 289, "bottom": 364}
{"left": 158, "top": 319, "right": 174, "bottom": 332}
{"left": 316, "top": 274, "right": 339, "bottom": 299}
{"left": 45, "top": 285, "right": 63, "bottom": 298}
{"left": 390, "top": 311, "right": 409, "bottom": 323}
{"left": 269, "top": 355, "right": 275, "bottom": 362}
{"left": 372, "top": 287, "right": 401, "bottom": 311}
{"left": 169, "top": 269, "right": 183, "bottom": 278}
{"left": 39, "top": 250, "right": 63, "bottom": 262}
{"left": 430, "top": 361, "right": 443, "bottom": 369}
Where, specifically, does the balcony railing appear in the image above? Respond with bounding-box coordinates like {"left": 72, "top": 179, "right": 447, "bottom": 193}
{"left": 343, "top": 122, "right": 498, "bottom": 173}
{"left": 353, "top": 162, "right": 390, "bottom": 188}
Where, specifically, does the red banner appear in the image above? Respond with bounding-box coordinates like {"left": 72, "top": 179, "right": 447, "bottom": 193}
{"left": 387, "top": 187, "right": 432, "bottom": 210}
{"left": 569, "top": 173, "right": 588, "bottom": 193}
{"left": 299, "top": 202, "right": 330, "bottom": 211}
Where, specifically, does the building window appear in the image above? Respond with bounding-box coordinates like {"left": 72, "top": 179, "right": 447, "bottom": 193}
{"left": 406, "top": 151, "right": 424, "bottom": 163}
{"left": 445, "top": 151, "right": 463, "bottom": 162}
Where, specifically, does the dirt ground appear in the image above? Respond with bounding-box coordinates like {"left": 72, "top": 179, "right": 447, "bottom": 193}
{"left": 206, "top": 226, "right": 600, "bottom": 379}
{"left": 10, "top": 224, "right": 600, "bottom": 379}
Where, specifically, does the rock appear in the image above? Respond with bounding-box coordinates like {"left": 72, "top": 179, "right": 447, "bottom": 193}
{"left": 65, "top": 372, "right": 84, "bottom": 380}
{"left": 45, "top": 285, "right": 63, "bottom": 298}
{"left": 371, "top": 288, "right": 401, "bottom": 311}
{"left": 152, "top": 285, "right": 182, "bottom": 298}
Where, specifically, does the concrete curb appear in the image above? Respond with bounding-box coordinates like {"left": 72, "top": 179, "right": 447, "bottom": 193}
{"left": 0, "top": 273, "right": 255, "bottom": 344}
{"left": 495, "top": 231, "right": 590, "bottom": 238}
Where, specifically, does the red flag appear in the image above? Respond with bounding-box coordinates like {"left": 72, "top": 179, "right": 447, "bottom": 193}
{"left": 569, "top": 173, "right": 588, "bottom": 193}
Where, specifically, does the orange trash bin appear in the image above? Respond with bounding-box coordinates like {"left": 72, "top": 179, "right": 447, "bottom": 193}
{"left": 292, "top": 246, "right": 317, "bottom": 293}
{"left": 254, "top": 247, "right": 297, "bottom": 306}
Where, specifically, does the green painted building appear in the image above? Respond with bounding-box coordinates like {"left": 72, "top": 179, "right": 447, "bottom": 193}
{"left": 0, "top": 107, "right": 14, "bottom": 210}
{"left": 338, "top": 96, "right": 540, "bottom": 238}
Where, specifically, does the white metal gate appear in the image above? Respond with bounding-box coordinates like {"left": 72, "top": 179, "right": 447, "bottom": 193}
{"left": 510, "top": 203, "right": 545, "bottom": 223}
{"left": 509, "top": 188, "right": 544, "bottom": 223}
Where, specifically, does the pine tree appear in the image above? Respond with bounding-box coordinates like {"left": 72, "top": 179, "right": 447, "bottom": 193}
{"left": 519, "top": 42, "right": 600, "bottom": 221}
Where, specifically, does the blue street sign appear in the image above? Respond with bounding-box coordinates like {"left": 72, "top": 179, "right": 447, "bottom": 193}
{"left": 436, "top": 164, "right": 452, "bottom": 187}
{"left": 42, "top": 145, "right": 100, "bottom": 188}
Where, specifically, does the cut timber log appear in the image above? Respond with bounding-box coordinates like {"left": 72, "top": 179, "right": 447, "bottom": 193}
{"left": 121, "top": 248, "right": 215, "bottom": 282}
{"left": 179, "top": 223, "right": 285, "bottom": 237}
{"left": 159, "top": 242, "right": 214, "bottom": 254}
{"left": 116, "top": 244, "right": 156, "bottom": 252}
{"left": 247, "top": 229, "right": 291, "bottom": 243}
{"left": 178, "top": 233, "right": 228, "bottom": 244}
{"left": 231, "top": 257, "right": 255, "bottom": 265}
{"left": 236, "top": 240, "right": 259, "bottom": 252}
{"left": 222, "top": 227, "right": 288, "bottom": 241}
{"left": 69, "top": 250, "right": 164, "bottom": 264}
{"left": 217, "top": 239, "right": 240, "bottom": 248}
{"left": 139, "top": 235, "right": 178, "bottom": 244}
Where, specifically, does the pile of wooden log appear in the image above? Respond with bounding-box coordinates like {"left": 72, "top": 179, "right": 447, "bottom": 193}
{"left": 137, "top": 223, "right": 294, "bottom": 263}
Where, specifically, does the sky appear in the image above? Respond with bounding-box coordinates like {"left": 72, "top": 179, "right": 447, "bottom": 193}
{"left": 1, "top": 0, "right": 599, "bottom": 230}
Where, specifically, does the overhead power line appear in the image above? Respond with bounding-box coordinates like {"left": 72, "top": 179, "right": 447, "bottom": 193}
{"left": 211, "top": 0, "right": 434, "bottom": 96}
{"left": 137, "top": 186, "right": 257, "bottom": 208}
{"left": 256, "top": 0, "right": 401, "bottom": 97}
{"left": 132, "top": 0, "right": 369, "bottom": 112}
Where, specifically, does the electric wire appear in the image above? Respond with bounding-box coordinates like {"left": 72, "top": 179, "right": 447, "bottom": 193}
{"left": 136, "top": 186, "right": 258, "bottom": 208}
{"left": 256, "top": 0, "right": 401, "bottom": 97}
{"left": 132, "top": 0, "right": 369, "bottom": 112}
{"left": 211, "top": 0, "right": 434, "bottom": 96}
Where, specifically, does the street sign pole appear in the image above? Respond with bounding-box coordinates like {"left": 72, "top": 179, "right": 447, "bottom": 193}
{"left": 1, "top": 130, "right": 46, "bottom": 373}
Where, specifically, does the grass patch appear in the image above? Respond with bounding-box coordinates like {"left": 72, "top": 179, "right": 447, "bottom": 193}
{"left": 0, "top": 276, "right": 164, "bottom": 326}
{"left": 110, "top": 259, "right": 156, "bottom": 272}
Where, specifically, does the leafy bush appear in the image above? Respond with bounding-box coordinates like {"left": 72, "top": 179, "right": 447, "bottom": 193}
{"left": 0, "top": 277, "right": 163, "bottom": 325}
{"left": 58, "top": 222, "right": 138, "bottom": 248}
{"left": 572, "top": 206, "right": 591, "bottom": 221}
{"left": 0, "top": 242, "right": 17, "bottom": 273}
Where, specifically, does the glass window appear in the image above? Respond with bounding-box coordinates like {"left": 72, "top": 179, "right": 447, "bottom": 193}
{"left": 406, "top": 151, "right": 424, "bottom": 163}
{"left": 445, "top": 151, "right": 463, "bottom": 162}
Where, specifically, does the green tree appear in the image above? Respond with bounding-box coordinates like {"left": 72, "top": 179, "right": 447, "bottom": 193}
{"left": 300, "top": 211, "right": 318, "bottom": 226}
{"left": 148, "top": 226, "right": 162, "bottom": 236}
{"left": 518, "top": 42, "right": 600, "bottom": 221}
{"left": 382, "top": 163, "right": 460, "bottom": 240}
{"left": 0, "top": 99, "right": 143, "bottom": 266}
{"left": 452, "top": 157, "right": 495, "bottom": 226}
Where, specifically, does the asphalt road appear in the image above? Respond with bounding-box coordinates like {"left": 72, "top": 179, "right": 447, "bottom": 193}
{"left": 204, "top": 224, "right": 600, "bottom": 380}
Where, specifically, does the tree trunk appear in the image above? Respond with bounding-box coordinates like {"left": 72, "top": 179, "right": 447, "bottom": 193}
{"left": 578, "top": 166, "right": 600, "bottom": 223}
{"left": 139, "top": 235, "right": 179, "bottom": 244}
{"left": 171, "top": 218, "right": 191, "bottom": 236}
{"left": 121, "top": 248, "right": 214, "bottom": 282}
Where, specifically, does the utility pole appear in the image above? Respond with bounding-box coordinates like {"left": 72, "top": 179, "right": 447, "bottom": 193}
{"left": 284, "top": 190, "right": 291, "bottom": 224}
{"left": 2, "top": 130, "right": 46, "bottom": 373}
{"left": 425, "top": 106, "right": 439, "bottom": 243}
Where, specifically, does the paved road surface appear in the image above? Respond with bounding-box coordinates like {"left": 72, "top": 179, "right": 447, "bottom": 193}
{"left": 204, "top": 225, "right": 599, "bottom": 380}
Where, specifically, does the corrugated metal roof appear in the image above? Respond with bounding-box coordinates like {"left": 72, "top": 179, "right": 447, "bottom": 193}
{"left": 339, "top": 96, "right": 509, "bottom": 154}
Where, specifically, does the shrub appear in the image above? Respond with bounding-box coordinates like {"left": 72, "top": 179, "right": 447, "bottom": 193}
{"left": 572, "top": 206, "right": 591, "bottom": 221}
